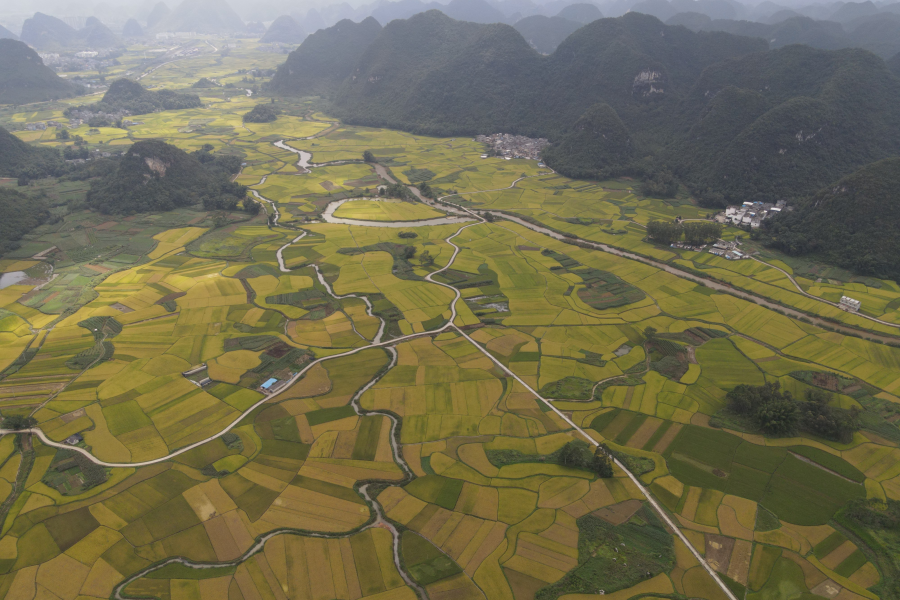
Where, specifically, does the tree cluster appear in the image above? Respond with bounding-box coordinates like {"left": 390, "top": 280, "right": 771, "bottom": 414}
{"left": 726, "top": 382, "right": 859, "bottom": 441}
{"left": 381, "top": 182, "right": 414, "bottom": 201}
{"left": 639, "top": 170, "right": 678, "bottom": 198}
{"left": 242, "top": 104, "right": 280, "bottom": 123}
{"left": 558, "top": 440, "right": 614, "bottom": 477}
{"left": 363, "top": 150, "right": 377, "bottom": 163}
{"left": 646, "top": 220, "right": 723, "bottom": 245}
{"left": 1, "top": 414, "right": 37, "bottom": 430}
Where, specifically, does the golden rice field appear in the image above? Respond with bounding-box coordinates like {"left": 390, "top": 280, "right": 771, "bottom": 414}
{"left": 0, "top": 40, "right": 898, "bottom": 600}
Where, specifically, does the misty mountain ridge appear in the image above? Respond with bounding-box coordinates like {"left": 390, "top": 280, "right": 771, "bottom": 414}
{"left": 20, "top": 12, "right": 120, "bottom": 50}
{"left": 260, "top": 15, "right": 306, "bottom": 43}
{"left": 0, "top": 39, "right": 83, "bottom": 104}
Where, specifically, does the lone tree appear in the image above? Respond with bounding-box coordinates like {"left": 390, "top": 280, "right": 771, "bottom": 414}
{"left": 420, "top": 250, "right": 435, "bottom": 267}
{"left": 363, "top": 150, "right": 376, "bottom": 163}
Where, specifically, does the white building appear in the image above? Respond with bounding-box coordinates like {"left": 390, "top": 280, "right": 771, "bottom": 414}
{"left": 75, "top": 51, "right": 98, "bottom": 58}
{"left": 839, "top": 296, "right": 861, "bottom": 312}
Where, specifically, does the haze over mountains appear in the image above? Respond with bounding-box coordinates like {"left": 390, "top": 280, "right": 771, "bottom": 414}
{"left": 4, "top": 0, "right": 900, "bottom": 59}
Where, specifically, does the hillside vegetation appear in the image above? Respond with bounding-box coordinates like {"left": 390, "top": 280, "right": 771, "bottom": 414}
{"left": 0, "top": 127, "right": 66, "bottom": 180}
{"left": 67, "top": 79, "right": 202, "bottom": 116}
{"left": 0, "top": 39, "right": 82, "bottom": 104}
{"left": 762, "top": 158, "right": 900, "bottom": 281}
{"left": 268, "top": 17, "right": 382, "bottom": 97}
{"left": 87, "top": 140, "right": 246, "bottom": 214}
{"left": 0, "top": 187, "right": 48, "bottom": 255}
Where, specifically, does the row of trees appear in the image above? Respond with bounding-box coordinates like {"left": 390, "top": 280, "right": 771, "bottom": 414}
{"left": 646, "top": 220, "right": 723, "bottom": 245}
{"left": 726, "top": 382, "right": 859, "bottom": 442}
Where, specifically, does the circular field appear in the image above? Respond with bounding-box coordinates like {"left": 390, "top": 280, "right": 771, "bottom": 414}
{"left": 332, "top": 199, "right": 447, "bottom": 222}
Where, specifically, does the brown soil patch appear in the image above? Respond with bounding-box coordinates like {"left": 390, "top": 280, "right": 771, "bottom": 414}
{"left": 154, "top": 292, "right": 186, "bottom": 305}
{"left": 0, "top": 383, "right": 65, "bottom": 394}
{"left": 240, "top": 279, "right": 253, "bottom": 303}
{"left": 622, "top": 386, "right": 635, "bottom": 410}
{"left": 626, "top": 417, "right": 663, "bottom": 448}
{"left": 504, "top": 567, "right": 548, "bottom": 600}
{"left": 110, "top": 303, "right": 134, "bottom": 313}
{"left": 518, "top": 246, "right": 540, "bottom": 251}
{"left": 822, "top": 541, "right": 857, "bottom": 570}
{"left": 811, "top": 580, "right": 843, "bottom": 599}
{"left": 93, "top": 221, "right": 118, "bottom": 230}
{"left": 812, "top": 372, "right": 841, "bottom": 391}
{"left": 691, "top": 413, "right": 711, "bottom": 426}
{"left": 593, "top": 499, "right": 643, "bottom": 525}
{"left": 726, "top": 539, "right": 753, "bottom": 585}
{"left": 442, "top": 435, "right": 494, "bottom": 460}
{"left": 204, "top": 515, "right": 242, "bottom": 561}
{"left": 704, "top": 534, "right": 735, "bottom": 574}
{"left": 652, "top": 423, "right": 683, "bottom": 454}
{"left": 60, "top": 408, "right": 86, "bottom": 424}
{"left": 320, "top": 181, "right": 337, "bottom": 191}
{"left": 83, "top": 264, "right": 110, "bottom": 273}
{"left": 278, "top": 364, "right": 332, "bottom": 400}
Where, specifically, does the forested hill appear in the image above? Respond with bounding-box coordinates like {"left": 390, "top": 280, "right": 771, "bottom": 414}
{"left": 87, "top": 140, "right": 246, "bottom": 214}
{"left": 267, "top": 17, "right": 382, "bottom": 97}
{"left": 0, "top": 39, "right": 83, "bottom": 104}
{"left": 670, "top": 45, "right": 900, "bottom": 203}
{"left": 67, "top": 79, "right": 202, "bottom": 116}
{"left": 762, "top": 158, "right": 900, "bottom": 281}
{"left": 331, "top": 11, "right": 765, "bottom": 138}
{"left": 266, "top": 10, "right": 900, "bottom": 206}
{"left": 0, "top": 126, "right": 66, "bottom": 180}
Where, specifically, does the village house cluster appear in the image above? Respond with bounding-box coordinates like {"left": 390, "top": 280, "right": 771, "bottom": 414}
{"left": 476, "top": 133, "right": 550, "bottom": 160}
{"left": 722, "top": 200, "right": 785, "bottom": 228}
{"left": 708, "top": 239, "right": 750, "bottom": 260}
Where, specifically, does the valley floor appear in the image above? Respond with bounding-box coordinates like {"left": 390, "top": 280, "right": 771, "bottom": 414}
{"left": 0, "top": 39, "right": 898, "bottom": 600}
